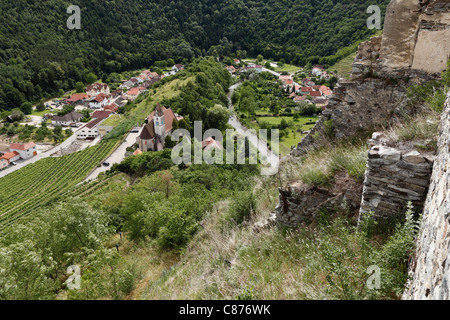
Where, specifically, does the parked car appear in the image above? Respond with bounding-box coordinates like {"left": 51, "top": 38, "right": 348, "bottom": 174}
{"left": 102, "top": 162, "right": 110, "bottom": 167}
{"left": 10, "top": 162, "right": 17, "bottom": 166}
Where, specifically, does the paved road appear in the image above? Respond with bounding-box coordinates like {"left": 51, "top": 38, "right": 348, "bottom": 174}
{"left": 83, "top": 129, "right": 142, "bottom": 182}
{"left": 227, "top": 82, "right": 280, "bottom": 176}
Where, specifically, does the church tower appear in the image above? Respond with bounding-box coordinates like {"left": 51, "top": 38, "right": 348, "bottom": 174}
{"left": 154, "top": 103, "right": 166, "bottom": 137}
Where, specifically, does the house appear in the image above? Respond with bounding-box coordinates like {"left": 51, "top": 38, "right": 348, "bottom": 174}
{"left": 226, "top": 66, "right": 236, "bottom": 74}
{"left": 66, "top": 93, "right": 90, "bottom": 105}
{"left": 319, "top": 85, "right": 333, "bottom": 97}
{"left": 91, "top": 110, "right": 112, "bottom": 119}
{"left": 309, "top": 91, "right": 322, "bottom": 97}
{"left": 9, "top": 142, "right": 37, "bottom": 160}
{"left": 52, "top": 111, "right": 84, "bottom": 126}
{"left": 202, "top": 137, "right": 222, "bottom": 151}
{"left": 234, "top": 59, "right": 241, "bottom": 64}
{"left": 163, "top": 70, "right": 177, "bottom": 77}
{"left": 120, "top": 80, "right": 134, "bottom": 90}
{"left": 254, "top": 65, "right": 263, "bottom": 73}
{"left": 86, "top": 83, "right": 110, "bottom": 96}
{"left": 111, "top": 89, "right": 123, "bottom": 98}
{"left": 136, "top": 103, "right": 177, "bottom": 152}
{"left": 115, "top": 96, "right": 127, "bottom": 107}
{"left": 300, "top": 87, "right": 314, "bottom": 94}
{"left": 285, "top": 79, "right": 294, "bottom": 87}
{"left": 127, "top": 87, "right": 140, "bottom": 101}
{"left": 313, "top": 98, "right": 329, "bottom": 109}
{"left": 172, "top": 64, "right": 184, "bottom": 72}
{"left": 104, "top": 103, "right": 119, "bottom": 113}
{"left": 88, "top": 94, "right": 109, "bottom": 109}
{"left": 312, "top": 65, "right": 324, "bottom": 77}
{"left": 279, "top": 75, "right": 293, "bottom": 85}
{"left": 0, "top": 151, "right": 20, "bottom": 167}
{"left": 0, "top": 157, "right": 9, "bottom": 170}
{"left": 294, "top": 95, "right": 307, "bottom": 103}
{"left": 77, "top": 117, "right": 106, "bottom": 140}
{"left": 130, "top": 77, "right": 143, "bottom": 84}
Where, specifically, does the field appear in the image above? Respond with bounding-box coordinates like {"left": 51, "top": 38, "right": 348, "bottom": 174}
{"left": 0, "top": 139, "right": 119, "bottom": 228}
{"left": 257, "top": 115, "right": 318, "bottom": 154}
{"left": 102, "top": 114, "right": 122, "bottom": 127}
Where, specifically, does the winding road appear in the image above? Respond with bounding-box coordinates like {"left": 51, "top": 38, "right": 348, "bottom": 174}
{"left": 227, "top": 81, "right": 280, "bottom": 176}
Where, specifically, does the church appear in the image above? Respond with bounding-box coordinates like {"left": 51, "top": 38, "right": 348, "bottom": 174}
{"left": 136, "top": 103, "right": 182, "bottom": 152}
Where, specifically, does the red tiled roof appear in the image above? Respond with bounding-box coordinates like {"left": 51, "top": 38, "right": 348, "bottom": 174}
{"left": 0, "top": 151, "right": 20, "bottom": 160}
{"left": 301, "top": 87, "right": 314, "bottom": 92}
{"left": 67, "top": 93, "right": 89, "bottom": 102}
{"left": 202, "top": 137, "right": 223, "bottom": 150}
{"left": 133, "top": 149, "right": 143, "bottom": 156}
{"left": 320, "top": 85, "right": 333, "bottom": 96}
{"left": 83, "top": 117, "right": 105, "bottom": 129}
{"left": 309, "top": 91, "right": 322, "bottom": 97}
{"left": 279, "top": 75, "right": 292, "bottom": 80}
{"left": 128, "top": 88, "right": 140, "bottom": 95}
{"left": 91, "top": 110, "right": 111, "bottom": 119}
{"left": 285, "top": 79, "right": 294, "bottom": 85}
{"left": 9, "top": 142, "right": 36, "bottom": 151}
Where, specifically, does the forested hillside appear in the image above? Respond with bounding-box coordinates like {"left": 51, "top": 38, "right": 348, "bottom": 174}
{"left": 0, "top": 0, "right": 389, "bottom": 111}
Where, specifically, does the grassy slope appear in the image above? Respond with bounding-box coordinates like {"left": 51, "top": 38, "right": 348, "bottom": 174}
{"left": 328, "top": 52, "right": 357, "bottom": 79}
{"left": 130, "top": 76, "right": 194, "bottom": 123}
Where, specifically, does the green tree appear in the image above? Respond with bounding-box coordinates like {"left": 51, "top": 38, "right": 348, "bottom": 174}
{"left": 75, "top": 82, "right": 85, "bottom": 93}
{"left": 86, "top": 73, "right": 97, "bottom": 85}
{"left": 20, "top": 102, "right": 33, "bottom": 115}
{"left": 36, "top": 101, "right": 46, "bottom": 112}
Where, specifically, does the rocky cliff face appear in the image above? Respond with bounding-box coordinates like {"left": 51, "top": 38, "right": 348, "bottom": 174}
{"left": 403, "top": 93, "right": 450, "bottom": 300}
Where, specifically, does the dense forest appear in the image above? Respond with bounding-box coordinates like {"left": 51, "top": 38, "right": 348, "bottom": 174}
{"left": 0, "top": 0, "right": 388, "bottom": 111}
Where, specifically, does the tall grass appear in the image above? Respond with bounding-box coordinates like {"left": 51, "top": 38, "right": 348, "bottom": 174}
{"left": 297, "top": 143, "right": 368, "bottom": 187}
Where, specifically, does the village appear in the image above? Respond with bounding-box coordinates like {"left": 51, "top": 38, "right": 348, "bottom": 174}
{"left": 0, "top": 64, "right": 187, "bottom": 172}
{"left": 1, "top": 57, "right": 336, "bottom": 172}
{"left": 226, "top": 60, "right": 334, "bottom": 109}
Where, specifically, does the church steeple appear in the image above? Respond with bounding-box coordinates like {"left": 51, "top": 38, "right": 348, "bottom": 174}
{"left": 154, "top": 103, "right": 166, "bottom": 137}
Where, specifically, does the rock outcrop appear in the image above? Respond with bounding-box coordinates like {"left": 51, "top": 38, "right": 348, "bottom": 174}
{"left": 403, "top": 92, "right": 450, "bottom": 300}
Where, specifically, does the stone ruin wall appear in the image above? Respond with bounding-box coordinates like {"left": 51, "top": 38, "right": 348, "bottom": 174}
{"left": 359, "top": 133, "right": 434, "bottom": 219}
{"left": 403, "top": 93, "right": 450, "bottom": 300}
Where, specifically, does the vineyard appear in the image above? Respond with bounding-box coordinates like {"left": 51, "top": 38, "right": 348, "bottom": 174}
{"left": 0, "top": 140, "right": 119, "bottom": 228}
{"left": 62, "top": 172, "right": 129, "bottom": 202}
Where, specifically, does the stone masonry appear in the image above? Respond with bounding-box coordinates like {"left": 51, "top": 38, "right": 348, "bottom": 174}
{"left": 403, "top": 92, "right": 450, "bottom": 300}
{"left": 359, "top": 133, "right": 434, "bottom": 219}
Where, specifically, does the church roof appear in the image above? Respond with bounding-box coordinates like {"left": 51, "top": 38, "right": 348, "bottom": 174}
{"left": 140, "top": 120, "right": 156, "bottom": 140}
{"left": 147, "top": 103, "right": 177, "bottom": 134}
